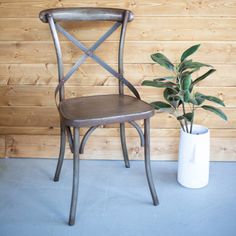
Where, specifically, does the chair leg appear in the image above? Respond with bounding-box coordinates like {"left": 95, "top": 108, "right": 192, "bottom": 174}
{"left": 144, "top": 118, "right": 159, "bottom": 206}
{"left": 54, "top": 124, "right": 66, "bottom": 182}
{"left": 120, "top": 123, "right": 130, "bottom": 168}
{"left": 69, "top": 127, "right": 80, "bottom": 226}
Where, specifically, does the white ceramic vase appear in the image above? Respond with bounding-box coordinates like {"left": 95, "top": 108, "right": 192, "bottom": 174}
{"left": 177, "top": 124, "right": 210, "bottom": 188}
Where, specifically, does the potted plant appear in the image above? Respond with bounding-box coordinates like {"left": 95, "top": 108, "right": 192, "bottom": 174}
{"left": 142, "top": 44, "right": 227, "bottom": 188}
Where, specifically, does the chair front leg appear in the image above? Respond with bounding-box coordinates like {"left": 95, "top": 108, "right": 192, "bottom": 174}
{"left": 144, "top": 118, "right": 159, "bottom": 206}
{"left": 120, "top": 123, "right": 130, "bottom": 168}
{"left": 54, "top": 123, "right": 66, "bottom": 182}
{"left": 69, "top": 127, "right": 80, "bottom": 226}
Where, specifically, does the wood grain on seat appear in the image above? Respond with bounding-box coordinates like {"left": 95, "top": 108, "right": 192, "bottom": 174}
{"left": 60, "top": 94, "right": 154, "bottom": 127}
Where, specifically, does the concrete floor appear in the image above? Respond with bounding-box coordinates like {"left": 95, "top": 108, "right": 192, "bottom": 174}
{"left": 0, "top": 159, "right": 235, "bottom": 236}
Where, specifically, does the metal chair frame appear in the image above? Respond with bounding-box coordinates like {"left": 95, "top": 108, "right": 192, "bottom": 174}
{"left": 39, "top": 7, "right": 159, "bottom": 226}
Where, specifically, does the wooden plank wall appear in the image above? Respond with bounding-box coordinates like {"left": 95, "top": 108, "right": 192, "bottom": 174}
{"left": 0, "top": 0, "right": 236, "bottom": 160}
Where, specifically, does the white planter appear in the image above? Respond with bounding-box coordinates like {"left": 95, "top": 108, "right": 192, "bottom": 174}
{"left": 177, "top": 125, "right": 210, "bottom": 188}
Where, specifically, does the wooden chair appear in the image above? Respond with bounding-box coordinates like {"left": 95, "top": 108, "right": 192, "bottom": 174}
{"left": 39, "top": 7, "right": 159, "bottom": 226}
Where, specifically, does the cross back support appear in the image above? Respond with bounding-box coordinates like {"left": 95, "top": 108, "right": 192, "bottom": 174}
{"left": 39, "top": 8, "right": 140, "bottom": 108}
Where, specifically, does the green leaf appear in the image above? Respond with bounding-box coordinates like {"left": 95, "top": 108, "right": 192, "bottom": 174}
{"left": 151, "top": 53, "right": 174, "bottom": 71}
{"left": 181, "top": 44, "right": 201, "bottom": 62}
{"left": 188, "top": 97, "right": 198, "bottom": 105}
{"left": 142, "top": 80, "right": 176, "bottom": 88}
{"left": 184, "top": 113, "right": 194, "bottom": 122}
{"left": 195, "top": 92, "right": 205, "bottom": 105}
{"left": 177, "top": 116, "right": 184, "bottom": 120}
{"left": 191, "top": 69, "right": 216, "bottom": 89}
{"left": 183, "top": 90, "right": 191, "bottom": 102}
{"left": 164, "top": 88, "right": 172, "bottom": 102}
{"left": 189, "top": 68, "right": 201, "bottom": 74}
{"left": 204, "top": 95, "right": 225, "bottom": 106}
{"left": 163, "top": 87, "right": 178, "bottom": 99}
{"left": 182, "top": 68, "right": 200, "bottom": 76}
{"left": 164, "top": 88, "right": 181, "bottom": 108}
{"left": 151, "top": 101, "right": 178, "bottom": 116}
{"left": 154, "top": 76, "right": 176, "bottom": 82}
{"left": 181, "top": 74, "right": 192, "bottom": 90}
{"left": 195, "top": 92, "right": 225, "bottom": 106}
{"left": 177, "top": 113, "right": 194, "bottom": 122}
{"left": 201, "top": 105, "right": 227, "bottom": 121}
{"left": 180, "top": 61, "right": 212, "bottom": 72}
{"left": 151, "top": 101, "right": 171, "bottom": 109}
{"left": 178, "top": 59, "right": 192, "bottom": 72}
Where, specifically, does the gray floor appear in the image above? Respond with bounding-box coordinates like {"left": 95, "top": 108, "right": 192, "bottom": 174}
{"left": 0, "top": 159, "right": 236, "bottom": 236}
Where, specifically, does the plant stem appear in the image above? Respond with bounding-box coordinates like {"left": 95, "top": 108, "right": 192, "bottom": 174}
{"left": 190, "top": 116, "right": 194, "bottom": 134}
{"left": 182, "top": 102, "right": 189, "bottom": 133}
{"left": 179, "top": 120, "right": 185, "bottom": 132}
{"left": 190, "top": 104, "right": 195, "bottom": 134}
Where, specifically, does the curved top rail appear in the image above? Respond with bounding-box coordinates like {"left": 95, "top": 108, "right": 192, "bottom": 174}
{"left": 39, "top": 7, "right": 134, "bottom": 23}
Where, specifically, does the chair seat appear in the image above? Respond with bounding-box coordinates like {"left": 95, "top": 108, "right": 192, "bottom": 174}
{"left": 59, "top": 94, "right": 154, "bottom": 127}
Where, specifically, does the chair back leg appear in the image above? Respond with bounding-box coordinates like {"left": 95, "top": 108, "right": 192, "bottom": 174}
{"left": 54, "top": 124, "right": 66, "bottom": 181}
{"left": 69, "top": 127, "right": 80, "bottom": 226}
{"left": 144, "top": 118, "right": 159, "bottom": 206}
{"left": 120, "top": 123, "right": 130, "bottom": 168}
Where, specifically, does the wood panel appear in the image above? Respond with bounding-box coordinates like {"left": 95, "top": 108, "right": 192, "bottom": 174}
{"left": 5, "top": 134, "right": 236, "bottom": 161}
{"left": 0, "top": 85, "right": 235, "bottom": 107}
{"left": 1, "top": 0, "right": 236, "bottom": 18}
{"left": 0, "top": 135, "right": 5, "bottom": 157}
{"left": 1, "top": 126, "right": 236, "bottom": 137}
{"left": 1, "top": 41, "right": 236, "bottom": 64}
{"left": 4, "top": 134, "right": 179, "bottom": 160}
{"left": 1, "top": 17, "right": 236, "bottom": 41}
{"left": 0, "top": 106, "right": 233, "bottom": 129}
{"left": 0, "top": 107, "right": 60, "bottom": 127}
{"left": 0, "top": 0, "right": 235, "bottom": 160}
{"left": 1, "top": 64, "right": 235, "bottom": 87}
{"left": 150, "top": 109, "right": 233, "bottom": 129}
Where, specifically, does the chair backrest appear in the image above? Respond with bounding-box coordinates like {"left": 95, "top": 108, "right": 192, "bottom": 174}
{"left": 39, "top": 7, "right": 140, "bottom": 105}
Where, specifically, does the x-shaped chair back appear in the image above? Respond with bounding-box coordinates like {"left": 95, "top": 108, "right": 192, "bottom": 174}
{"left": 39, "top": 7, "right": 140, "bottom": 108}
